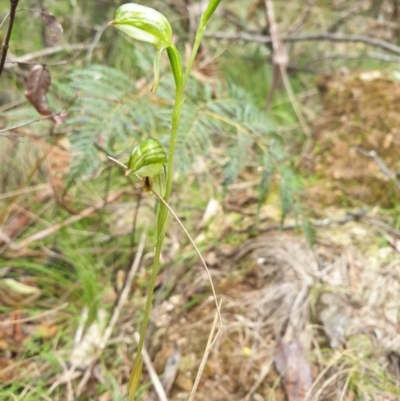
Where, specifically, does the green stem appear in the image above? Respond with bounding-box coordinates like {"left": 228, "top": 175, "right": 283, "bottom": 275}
{"left": 183, "top": 25, "right": 205, "bottom": 88}
{"left": 132, "top": 13, "right": 214, "bottom": 393}
{"left": 134, "top": 45, "right": 184, "bottom": 362}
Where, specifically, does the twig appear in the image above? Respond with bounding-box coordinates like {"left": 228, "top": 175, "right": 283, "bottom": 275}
{"left": 244, "top": 359, "right": 273, "bottom": 401}
{"left": 133, "top": 332, "right": 168, "bottom": 401}
{"left": 5, "top": 42, "right": 88, "bottom": 64}
{"left": 239, "top": 208, "right": 368, "bottom": 235}
{"left": 353, "top": 146, "right": 400, "bottom": 191}
{"left": 364, "top": 216, "right": 400, "bottom": 238}
{"left": 0, "top": 231, "right": 13, "bottom": 245}
{"left": 287, "top": 0, "right": 315, "bottom": 36}
{"left": 19, "top": 385, "right": 53, "bottom": 401}
{"left": 65, "top": 235, "right": 145, "bottom": 397}
{"left": 0, "top": 12, "right": 10, "bottom": 29}
{"left": 264, "top": 0, "right": 311, "bottom": 136}
{"left": 54, "top": 354, "right": 74, "bottom": 401}
{"left": 74, "top": 307, "right": 88, "bottom": 349}
{"left": 86, "top": 22, "right": 109, "bottom": 64}
{"left": 13, "top": 190, "right": 128, "bottom": 250}
{"left": 0, "top": 112, "right": 66, "bottom": 135}
{"left": 0, "top": 302, "right": 68, "bottom": 325}
{"left": 265, "top": 0, "right": 289, "bottom": 104}
{"left": 152, "top": 189, "right": 222, "bottom": 325}
{"left": 0, "top": 0, "right": 20, "bottom": 77}
{"left": 205, "top": 31, "right": 400, "bottom": 56}
{"left": 75, "top": 362, "right": 95, "bottom": 397}
{"left": 307, "top": 51, "right": 400, "bottom": 66}
{"left": 327, "top": 1, "right": 364, "bottom": 33}
{"left": 99, "top": 231, "right": 146, "bottom": 350}
{"left": 6, "top": 59, "right": 68, "bottom": 67}
{"left": 0, "top": 183, "right": 49, "bottom": 200}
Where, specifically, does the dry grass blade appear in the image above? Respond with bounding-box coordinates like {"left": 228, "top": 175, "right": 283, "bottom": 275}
{"left": 152, "top": 190, "right": 222, "bottom": 326}
{"left": 188, "top": 299, "right": 222, "bottom": 401}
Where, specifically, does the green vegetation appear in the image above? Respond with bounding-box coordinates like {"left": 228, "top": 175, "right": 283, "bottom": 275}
{"left": 1, "top": 1, "right": 400, "bottom": 400}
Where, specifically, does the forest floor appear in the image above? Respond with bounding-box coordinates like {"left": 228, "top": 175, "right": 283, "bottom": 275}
{"left": 1, "top": 71, "right": 400, "bottom": 401}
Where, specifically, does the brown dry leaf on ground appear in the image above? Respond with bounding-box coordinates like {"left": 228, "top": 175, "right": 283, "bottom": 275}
{"left": 0, "top": 210, "right": 31, "bottom": 245}
{"left": 274, "top": 338, "right": 312, "bottom": 401}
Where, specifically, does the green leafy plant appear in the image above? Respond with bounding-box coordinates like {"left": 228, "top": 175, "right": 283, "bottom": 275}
{"left": 1, "top": 1, "right": 313, "bottom": 397}
{"left": 107, "top": 2, "right": 222, "bottom": 399}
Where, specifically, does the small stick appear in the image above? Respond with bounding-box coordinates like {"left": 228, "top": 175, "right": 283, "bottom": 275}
{"left": 14, "top": 190, "right": 128, "bottom": 250}
{"left": 0, "top": 112, "right": 65, "bottom": 135}
{"left": 264, "top": 0, "right": 311, "bottom": 136}
{"left": 5, "top": 43, "right": 88, "bottom": 64}
{"left": 99, "top": 231, "right": 147, "bottom": 350}
{"left": 205, "top": 31, "right": 400, "bottom": 56}
{"left": 0, "top": 0, "right": 20, "bottom": 77}
{"left": 354, "top": 146, "right": 400, "bottom": 191}
{"left": 134, "top": 332, "right": 168, "bottom": 401}
{"left": 0, "top": 302, "right": 68, "bottom": 325}
{"left": 0, "top": 13, "right": 10, "bottom": 29}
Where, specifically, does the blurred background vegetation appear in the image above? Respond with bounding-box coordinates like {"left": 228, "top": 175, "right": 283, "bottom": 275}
{"left": 1, "top": 0, "right": 400, "bottom": 400}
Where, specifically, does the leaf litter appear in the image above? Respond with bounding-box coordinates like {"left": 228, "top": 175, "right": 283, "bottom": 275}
{"left": 2, "top": 67, "right": 400, "bottom": 400}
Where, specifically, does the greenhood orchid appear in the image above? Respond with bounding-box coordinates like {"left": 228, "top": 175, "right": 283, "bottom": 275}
{"left": 109, "top": 3, "right": 173, "bottom": 92}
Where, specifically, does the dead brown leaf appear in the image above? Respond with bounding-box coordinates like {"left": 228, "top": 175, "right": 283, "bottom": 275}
{"left": 274, "top": 338, "right": 312, "bottom": 401}
{"left": 41, "top": 10, "right": 63, "bottom": 46}
{"left": 25, "top": 65, "right": 51, "bottom": 116}
{"left": 0, "top": 211, "right": 30, "bottom": 245}
{"left": 0, "top": 357, "right": 15, "bottom": 382}
{"left": 25, "top": 65, "right": 67, "bottom": 124}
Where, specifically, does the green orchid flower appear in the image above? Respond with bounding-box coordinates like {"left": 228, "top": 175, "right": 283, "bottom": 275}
{"left": 127, "top": 138, "right": 167, "bottom": 196}
{"left": 109, "top": 3, "right": 173, "bottom": 92}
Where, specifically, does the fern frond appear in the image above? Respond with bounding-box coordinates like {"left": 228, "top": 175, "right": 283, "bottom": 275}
{"left": 3, "top": 49, "right": 310, "bottom": 235}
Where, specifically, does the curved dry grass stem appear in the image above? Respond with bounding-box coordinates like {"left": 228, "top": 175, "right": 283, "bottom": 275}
{"left": 188, "top": 299, "right": 222, "bottom": 401}
{"left": 151, "top": 189, "right": 222, "bottom": 326}
{"left": 108, "top": 156, "right": 222, "bottom": 326}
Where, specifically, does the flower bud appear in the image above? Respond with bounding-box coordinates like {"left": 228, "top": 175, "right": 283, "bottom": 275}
{"left": 128, "top": 138, "right": 167, "bottom": 177}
